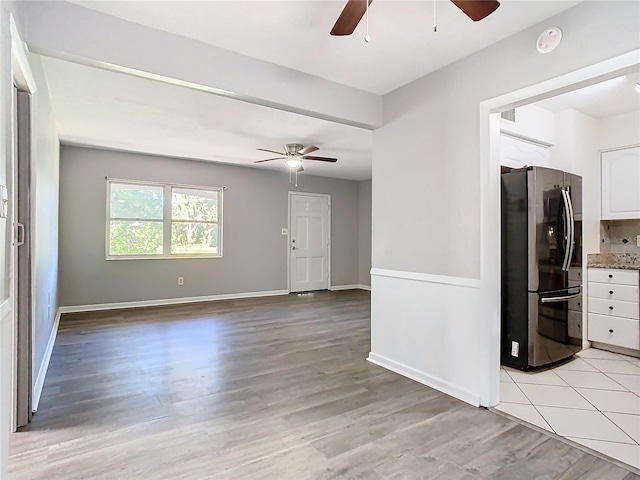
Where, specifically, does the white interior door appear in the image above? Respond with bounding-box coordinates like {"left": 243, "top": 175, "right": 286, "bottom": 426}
{"left": 289, "top": 193, "right": 330, "bottom": 293}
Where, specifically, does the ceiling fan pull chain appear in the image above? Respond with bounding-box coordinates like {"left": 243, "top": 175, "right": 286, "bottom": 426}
{"left": 295, "top": 168, "right": 298, "bottom": 187}
{"left": 289, "top": 167, "right": 292, "bottom": 184}
{"left": 433, "top": 0, "right": 437, "bottom": 32}
{"left": 364, "top": 0, "right": 371, "bottom": 43}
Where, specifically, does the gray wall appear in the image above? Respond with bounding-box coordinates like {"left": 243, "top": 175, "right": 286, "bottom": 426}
{"left": 358, "top": 179, "right": 372, "bottom": 286}
{"left": 59, "top": 146, "right": 363, "bottom": 306}
{"left": 28, "top": 53, "right": 60, "bottom": 384}
{"left": 374, "top": 0, "right": 640, "bottom": 279}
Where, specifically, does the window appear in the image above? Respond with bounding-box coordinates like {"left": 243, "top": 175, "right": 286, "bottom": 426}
{"left": 107, "top": 180, "right": 222, "bottom": 259}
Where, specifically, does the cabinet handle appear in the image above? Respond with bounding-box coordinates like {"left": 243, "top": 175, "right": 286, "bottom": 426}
{"left": 609, "top": 274, "right": 613, "bottom": 278}
{"left": 609, "top": 306, "right": 614, "bottom": 310}
{"left": 609, "top": 329, "right": 614, "bottom": 333}
{"left": 609, "top": 291, "right": 614, "bottom": 295}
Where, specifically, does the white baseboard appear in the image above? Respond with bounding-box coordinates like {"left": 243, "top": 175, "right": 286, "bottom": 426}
{"left": 58, "top": 289, "right": 290, "bottom": 314}
{"left": 367, "top": 352, "right": 481, "bottom": 407}
{"left": 33, "top": 308, "right": 61, "bottom": 412}
{"left": 330, "top": 284, "right": 371, "bottom": 291}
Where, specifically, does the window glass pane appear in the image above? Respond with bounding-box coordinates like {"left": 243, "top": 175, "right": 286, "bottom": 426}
{"left": 171, "top": 222, "right": 218, "bottom": 255}
{"left": 109, "top": 221, "right": 163, "bottom": 256}
{"left": 110, "top": 183, "right": 164, "bottom": 219}
{"left": 172, "top": 188, "right": 218, "bottom": 222}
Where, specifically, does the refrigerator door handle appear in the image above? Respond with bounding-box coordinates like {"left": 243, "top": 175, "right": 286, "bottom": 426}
{"left": 560, "top": 189, "right": 573, "bottom": 271}
{"left": 566, "top": 187, "right": 576, "bottom": 268}
{"left": 541, "top": 291, "right": 581, "bottom": 303}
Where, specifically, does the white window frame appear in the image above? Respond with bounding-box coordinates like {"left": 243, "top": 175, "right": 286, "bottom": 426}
{"left": 106, "top": 178, "right": 223, "bottom": 260}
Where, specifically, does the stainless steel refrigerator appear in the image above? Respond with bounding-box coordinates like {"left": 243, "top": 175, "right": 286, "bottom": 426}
{"left": 501, "top": 166, "right": 583, "bottom": 370}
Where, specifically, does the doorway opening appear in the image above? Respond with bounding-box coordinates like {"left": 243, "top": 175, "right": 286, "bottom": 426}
{"left": 287, "top": 192, "right": 331, "bottom": 293}
{"left": 480, "top": 51, "right": 640, "bottom": 469}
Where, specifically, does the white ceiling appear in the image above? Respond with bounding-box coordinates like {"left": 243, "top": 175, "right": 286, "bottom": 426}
{"left": 41, "top": 55, "right": 374, "bottom": 181}
{"left": 535, "top": 72, "right": 640, "bottom": 119}
{"left": 67, "top": 0, "right": 582, "bottom": 95}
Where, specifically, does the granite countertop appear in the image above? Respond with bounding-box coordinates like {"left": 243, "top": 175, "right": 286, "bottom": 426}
{"left": 587, "top": 253, "right": 640, "bottom": 270}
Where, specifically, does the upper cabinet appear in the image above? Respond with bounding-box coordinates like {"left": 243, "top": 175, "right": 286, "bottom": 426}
{"left": 601, "top": 146, "right": 640, "bottom": 220}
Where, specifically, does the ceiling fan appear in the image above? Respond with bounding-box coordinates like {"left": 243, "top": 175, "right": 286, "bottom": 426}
{"left": 254, "top": 143, "right": 338, "bottom": 172}
{"left": 330, "top": 0, "right": 500, "bottom": 36}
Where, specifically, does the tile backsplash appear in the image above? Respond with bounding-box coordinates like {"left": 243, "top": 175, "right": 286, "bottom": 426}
{"left": 600, "top": 220, "right": 640, "bottom": 254}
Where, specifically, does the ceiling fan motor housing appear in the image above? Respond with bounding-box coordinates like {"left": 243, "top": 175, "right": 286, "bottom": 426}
{"left": 285, "top": 143, "right": 304, "bottom": 155}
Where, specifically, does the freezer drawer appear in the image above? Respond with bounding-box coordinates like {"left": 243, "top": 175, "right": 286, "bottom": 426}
{"left": 588, "top": 282, "right": 639, "bottom": 302}
{"left": 588, "top": 268, "right": 639, "bottom": 286}
{"left": 588, "top": 297, "right": 639, "bottom": 320}
{"left": 528, "top": 292, "right": 581, "bottom": 368}
{"left": 588, "top": 313, "right": 640, "bottom": 350}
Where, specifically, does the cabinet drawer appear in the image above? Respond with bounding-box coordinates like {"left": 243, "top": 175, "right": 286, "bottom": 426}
{"left": 588, "top": 268, "right": 639, "bottom": 286}
{"left": 588, "top": 314, "right": 640, "bottom": 350}
{"left": 588, "top": 282, "right": 639, "bottom": 302}
{"left": 588, "top": 298, "right": 639, "bottom": 319}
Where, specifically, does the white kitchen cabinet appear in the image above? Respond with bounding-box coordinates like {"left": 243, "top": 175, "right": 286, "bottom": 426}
{"left": 587, "top": 267, "right": 639, "bottom": 352}
{"left": 601, "top": 147, "right": 640, "bottom": 220}
{"left": 500, "top": 134, "right": 550, "bottom": 169}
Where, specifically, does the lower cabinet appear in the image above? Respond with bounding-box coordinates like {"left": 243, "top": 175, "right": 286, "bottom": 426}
{"left": 587, "top": 268, "right": 640, "bottom": 352}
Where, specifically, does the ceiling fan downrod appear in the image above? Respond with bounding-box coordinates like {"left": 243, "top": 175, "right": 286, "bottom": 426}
{"left": 433, "top": 0, "right": 437, "bottom": 32}
{"left": 364, "top": 0, "right": 370, "bottom": 43}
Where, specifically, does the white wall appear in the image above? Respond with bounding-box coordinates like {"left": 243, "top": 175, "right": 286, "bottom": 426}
{"left": 372, "top": 1, "right": 640, "bottom": 407}
{"left": 358, "top": 180, "right": 372, "bottom": 287}
{"left": 26, "top": 53, "right": 60, "bottom": 405}
{"left": 501, "top": 104, "right": 556, "bottom": 145}
{"left": 598, "top": 110, "right": 640, "bottom": 151}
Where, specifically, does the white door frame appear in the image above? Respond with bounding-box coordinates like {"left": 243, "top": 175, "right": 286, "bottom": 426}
{"left": 287, "top": 191, "right": 332, "bottom": 293}
{"left": 478, "top": 50, "right": 640, "bottom": 408}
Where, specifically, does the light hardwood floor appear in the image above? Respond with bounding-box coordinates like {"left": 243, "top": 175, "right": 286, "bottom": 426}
{"left": 9, "top": 291, "right": 639, "bottom": 479}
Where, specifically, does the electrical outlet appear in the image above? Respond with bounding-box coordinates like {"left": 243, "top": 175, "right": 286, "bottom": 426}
{"left": 178, "top": 277, "right": 184, "bottom": 286}
{"left": 511, "top": 341, "right": 519, "bottom": 357}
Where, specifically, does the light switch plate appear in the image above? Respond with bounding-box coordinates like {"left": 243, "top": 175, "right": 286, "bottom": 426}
{"left": 637, "top": 235, "right": 640, "bottom": 247}
{"left": 511, "top": 341, "right": 519, "bottom": 357}
{"left": 281, "top": 228, "right": 288, "bottom": 235}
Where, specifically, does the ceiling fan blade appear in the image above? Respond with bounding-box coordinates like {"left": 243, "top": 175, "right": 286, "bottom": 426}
{"left": 330, "top": 0, "right": 373, "bottom": 36}
{"left": 254, "top": 157, "right": 285, "bottom": 163}
{"left": 298, "top": 145, "right": 319, "bottom": 155}
{"left": 256, "top": 148, "right": 285, "bottom": 156}
{"left": 302, "top": 155, "right": 338, "bottom": 163}
{"left": 450, "top": 0, "right": 500, "bottom": 22}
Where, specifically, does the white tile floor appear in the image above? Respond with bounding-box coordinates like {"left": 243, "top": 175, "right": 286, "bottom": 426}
{"left": 496, "top": 348, "right": 640, "bottom": 470}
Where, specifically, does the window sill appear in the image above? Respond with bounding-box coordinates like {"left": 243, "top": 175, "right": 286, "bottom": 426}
{"left": 106, "top": 255, "right": 223, "bottom": 261}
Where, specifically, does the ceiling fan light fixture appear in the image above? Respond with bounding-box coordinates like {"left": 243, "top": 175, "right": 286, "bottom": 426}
{"left": 285, "top": 156, "right": 302, "bottom": 168}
